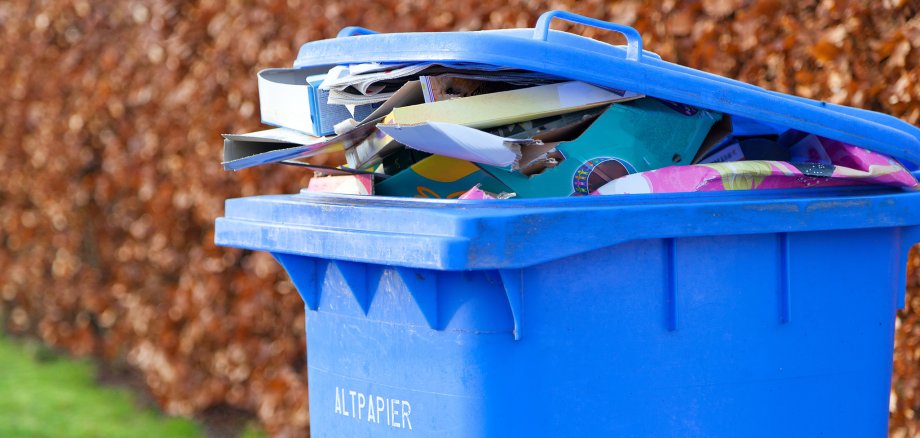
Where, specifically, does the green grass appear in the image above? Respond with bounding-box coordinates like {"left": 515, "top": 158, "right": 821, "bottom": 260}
{"left": 0, "top": 334, "right": 205, "bottom": 438}
{"left": 239, "top": 424, "right": 267, "bottom": 438}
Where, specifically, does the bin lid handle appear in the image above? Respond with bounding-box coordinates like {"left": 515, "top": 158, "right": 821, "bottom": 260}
{"left": 533, "top": 10, "right": 643, "bottom": 62}
{"left": 336, "top": 26, "right": 379, "bottom": 38}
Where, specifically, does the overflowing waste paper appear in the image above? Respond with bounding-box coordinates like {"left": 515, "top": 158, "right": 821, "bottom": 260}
{"left": 223, "top": 61, "right": 918, "bottom": 198}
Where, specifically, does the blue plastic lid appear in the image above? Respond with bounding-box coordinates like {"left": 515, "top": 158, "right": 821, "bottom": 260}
{"left": 294, "top": 10, "right": 920, "bottom": 163}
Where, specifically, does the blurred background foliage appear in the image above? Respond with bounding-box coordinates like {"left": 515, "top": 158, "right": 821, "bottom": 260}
{"left": 1, "top": 0, "right": 918, "bottom": 436}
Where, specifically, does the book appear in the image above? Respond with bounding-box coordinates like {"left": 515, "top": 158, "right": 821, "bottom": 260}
{"left": 258, "top": 68, "right": 379, "bottom": 136}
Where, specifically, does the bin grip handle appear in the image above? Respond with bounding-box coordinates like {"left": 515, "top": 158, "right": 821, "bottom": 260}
{"left": 336, "top": 26, "right": 379, "bottom": 38}
{"left": 899, "top": 224, "right": 920, "bottom": 310}
{"left": 533, "top": 10, "right": 643, "bottom": 62}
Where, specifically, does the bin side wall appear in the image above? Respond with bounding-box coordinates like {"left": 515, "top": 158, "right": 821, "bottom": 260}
{"left": 290, "top": 228, "right": 900, "bottom": 437}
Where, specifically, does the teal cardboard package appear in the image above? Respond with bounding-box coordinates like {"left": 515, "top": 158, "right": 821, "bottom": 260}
{"left": 480, "top": 98, "right": 723, "bottom": 198}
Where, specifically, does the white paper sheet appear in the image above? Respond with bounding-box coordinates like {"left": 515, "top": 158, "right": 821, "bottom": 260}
{"left": 377, "top": 122, "right": 538, "bottom": 167}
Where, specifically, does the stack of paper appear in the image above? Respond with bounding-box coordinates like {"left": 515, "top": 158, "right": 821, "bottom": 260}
{"left": 221, "top": 35, "right": 917, "bottom": 201}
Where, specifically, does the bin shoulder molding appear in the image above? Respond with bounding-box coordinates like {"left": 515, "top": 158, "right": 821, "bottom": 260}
{"left": 216, "top": 187, "right": 920, "bottom": 271}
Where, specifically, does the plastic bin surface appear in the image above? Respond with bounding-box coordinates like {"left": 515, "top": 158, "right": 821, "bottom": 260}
{"left": 215, "top": 10, "right": 920, "bottom": 437}
{"left": 217, "top": 186, "right": 920, "bottom": 437}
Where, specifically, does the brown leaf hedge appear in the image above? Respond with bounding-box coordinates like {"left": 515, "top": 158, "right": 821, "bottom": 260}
{"left": 1, "top": 1, "right": 918, "bottom": 436}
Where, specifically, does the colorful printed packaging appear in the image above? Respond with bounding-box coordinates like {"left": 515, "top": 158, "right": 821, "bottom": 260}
{"left": 479, "top": 98, "right": 723, "bottom": 198}
{"left": 594, "top": 134, "right": 919, "bottom": 195}
{"left": 306, "top": 174, "right": 375, "bottom": 195}
{"left": 374, "top": 155, "right": 512, "bottom": 199}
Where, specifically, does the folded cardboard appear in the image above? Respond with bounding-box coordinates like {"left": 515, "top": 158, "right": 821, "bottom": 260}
{"left": 343, "top": 81, "right": 426, "bottom": 169}
{"left": 384, "top": 81, "right": 641, "bottom": 129}
{"left": 374, "top": 155, "right": 511, "bottom": 199}
{"left": 225, "top": 81, "right": 424, "bottom": 171}
{"left": 487, "top": 106, "right": 607, "bottom": 142}
{"left": 374, "top": 107, "right": 607, "bottom": 175}
{"left": 222, "top": 125, "right": 375, "bottom": 171}
{"left": 377, "top": 122, "right": 539, "bottom": 167}
{"left": 479, "top": 98, "right": 723, "bottom": 198}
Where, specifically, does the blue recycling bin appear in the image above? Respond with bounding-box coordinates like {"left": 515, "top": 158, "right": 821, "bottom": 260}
{"left": 216, "top": 11, "right": 920, "bottom": 437}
